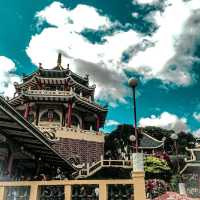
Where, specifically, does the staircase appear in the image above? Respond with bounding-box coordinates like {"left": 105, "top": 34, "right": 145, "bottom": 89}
{"left": 73, "top": 158, "right": 132, "bottom": 179}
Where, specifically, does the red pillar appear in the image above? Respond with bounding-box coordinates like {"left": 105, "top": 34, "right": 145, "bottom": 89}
{"left": 66, "top": 102, "right": 72, "bottom": 127}
{"left": 35, "top": 105, "right": 40, "bottom": 126}
{"left": 24, "top": 103, "right": 30, "bottom": 120}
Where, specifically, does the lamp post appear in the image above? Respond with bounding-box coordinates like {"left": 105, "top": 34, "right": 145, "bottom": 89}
{"left": 129, "top": 135, "right": 136, "bottom": 157}
{"left": 128, "top": 78, "right": 138, "bottom": 153}
{"left": 128, "top": 78, "right": 146, "bottom": 200}
{"left": 170, "top": 133, "right": 180, "bottom": 174}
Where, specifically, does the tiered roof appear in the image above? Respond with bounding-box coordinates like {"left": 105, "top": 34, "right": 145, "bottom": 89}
{"left": 9, "top": 54, "right": 108, "bottom": 125}
{"left": 138, "top": 131, "right": 164, "bottom": 149}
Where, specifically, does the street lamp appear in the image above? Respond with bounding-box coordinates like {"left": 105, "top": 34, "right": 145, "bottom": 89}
{"left": 170, "top": 133, "right": 180, "bottom": 174}
{"left": 129, "top": 135, "right": 136, "bottom": 156}
{"left": 128, "top": 78, "right": 138, "bottom": 153}
{"left": 128, "top": 78, "right": 146, "bottom": 200}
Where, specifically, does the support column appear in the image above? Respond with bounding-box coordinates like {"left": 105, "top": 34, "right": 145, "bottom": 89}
{"left": 66, "top": 102, "right": 72, "bottom": 127}
{"left": 62, "top": 106, "right": 65, "bottom": 127}
{"left": 29, "top": 184, "right": 40, "bottom": 200}
{"left": 0, "top": 186, "right": 6, "bottom": 200}
{"left": 132, "top": 153, "right": 146, "bottom": 200}
{"left": 24, "top": 103, "right": 30, "bottom": 120}
{"left": 64, "top": 185, "right": 72, "bottom": 200}
{"left": 99, "top": 183, "right": 107, "bottom": 200}
{"left": 35, "top": 105, "right": 40, "bottom": 126}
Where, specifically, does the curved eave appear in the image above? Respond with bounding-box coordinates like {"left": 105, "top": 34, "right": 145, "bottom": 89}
{"left": 9, "top": 95, "right": 24, "bottom": 106}
{"left": 74, "top": 95, "right": 108, "bottom": 113}
{"left": 16, "top": 75, "right": 38, "bottom": 90}
{"left": 22, "top": 71, "right": 39, "bottom": 82}
{"left": 70, "top": 70, "right": 88, "bottom": 84}
{"left": 138, "top": 132, "right": 164, "bottom": 149}
{"left": 39, "top": 68, "right": 89, "bottom": 86}
{"left": 9, "top": 93, "right": 108, "bottom": 114}
{"left": 69, "top": 76, "right": 95, "bottom": 92}
{"left": 36, "top": 76, "right": 95, "bottom": 92}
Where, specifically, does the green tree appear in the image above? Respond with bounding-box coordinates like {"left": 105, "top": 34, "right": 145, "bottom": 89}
{"left": 144, "top": 156, "right": 171, "bottom": 180}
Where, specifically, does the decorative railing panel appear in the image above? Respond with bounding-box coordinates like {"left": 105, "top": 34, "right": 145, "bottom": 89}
{"left": 5, "top": 186, "right": 30, "bottom": 200}
{"left": 40, "top": 185, "right": 64, "bottom": 200}
{"left": 108, "top": 185, "right": 133, "bottom": 200}
{"left": 72, "top": 185, "right": 98, "bottom": 200}
{"left": 0, "top": 179, "right": 137, "bottom": 200}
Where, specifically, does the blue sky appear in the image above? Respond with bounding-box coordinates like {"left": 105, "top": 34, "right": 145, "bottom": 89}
{"left": 0, "top": 0, "right": 200, "bottom": 134}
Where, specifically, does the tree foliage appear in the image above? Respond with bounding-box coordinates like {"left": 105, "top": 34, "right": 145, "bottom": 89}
{"left": 144, "top": 156, "right": 170, "bottom": 174}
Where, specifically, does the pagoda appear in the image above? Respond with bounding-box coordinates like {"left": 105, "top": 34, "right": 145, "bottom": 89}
{"left": 9, "top": 53, "right": 108, "bottom": 168}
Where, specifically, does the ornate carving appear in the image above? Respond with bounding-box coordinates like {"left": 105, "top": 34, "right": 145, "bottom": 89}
{"left": 43, "top": 129, "right": 58, "bottom": 141}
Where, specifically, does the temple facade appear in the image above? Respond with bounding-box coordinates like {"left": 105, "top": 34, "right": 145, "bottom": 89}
{"left": 8, "top": 53, "right": 108, "bottom": 167}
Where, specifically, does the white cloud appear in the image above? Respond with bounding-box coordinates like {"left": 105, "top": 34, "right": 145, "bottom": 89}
{"left": 193, "top": 112, "right": 200, "bottom": 122}
{"left": 0, "top": 56, "right": 21, "bottom": 98}
{"left": 139, "top": 112, "right": 189, "bottom": 132}
{"left": 36, "top": 2, "right": 111, "bottom": 32}
{"left": 27, "top": 0, "right": 200, "bottom": 104}
{"left": 27, "top": 2, "right": 141, "bottom": 104}
{"left": 105, "top": 120, "right": 120, "bottom": 127}
{"left": 193, "top": 129, "right": 200, "bottom": 138}
{"left": 135, "top": 0, "right": 157, "bottom": 4}
{"left": 128, "top": 0, "right": 200, "bottom": 86}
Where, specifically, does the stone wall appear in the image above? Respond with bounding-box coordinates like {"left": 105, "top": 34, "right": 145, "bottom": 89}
{"left": 53, "top": 138, "right": 104, "bottom": 165}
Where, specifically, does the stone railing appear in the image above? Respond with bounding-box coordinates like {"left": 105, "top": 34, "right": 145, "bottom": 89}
{"left": 74, "top": 158, "right": 132, "bottom": 179}
{"left": 23, "top": 90, "right": 106, "bottom": 110}
{"left": 38, "top": 122, "right": 61, "bottom": 128}
{"left": 0, "top": 173, "right": 147, "bottom": 200}
{"left": 37, "top": 125, "right": 104, "bottom": 136}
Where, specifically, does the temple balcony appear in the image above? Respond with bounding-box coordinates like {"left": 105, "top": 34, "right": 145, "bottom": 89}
{"left": 35, "top": 125, "right": 105, "bottom": 143}
{"left": 38, "top": 121, "right": 62, "bottom": 128}
{"left": 24, "top": 89, "right": 95, "bottom": 103}
{"left": 25, "top": 89, "right": 72, "bottom": 96}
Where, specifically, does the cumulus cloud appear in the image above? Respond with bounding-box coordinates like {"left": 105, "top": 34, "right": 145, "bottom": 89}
{"left": 139, "top": 112, "right": 189, "bottom": 132}
{"left": 36, "top": 2, "right": 111, "bottom": 31}
{"left": 193, "top": 112, "right": 200, "bottom": 122}
{"left": 26, "top": 0, "right": 200, "bottom": 104}
{"left": 128, "top": 0, "right": 200, "bottom": 86}
{"left": 134, "top": 0, "right": 158, "bottom": 4}
{"left": 193, "top": 129, "right": 200, "bottom": 138}
{"left": 105, "top": 120, "right": 120, "bottom": 127}
{"left": 0, "top": 56, "right": 21, "bottom": 98}
{"left": 27, "top": 2, "right": 141, "bottom": 104}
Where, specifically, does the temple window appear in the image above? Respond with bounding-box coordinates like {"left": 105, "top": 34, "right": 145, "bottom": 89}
{"left": 40, "top": 109, "right": 60, "bottom": 123}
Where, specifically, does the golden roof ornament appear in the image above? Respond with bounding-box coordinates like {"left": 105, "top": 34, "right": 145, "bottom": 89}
{"left": 57, "top": 53, "right": 63, "bottom": 70}
{"left": 39, "top": 62, "right": 43, "bottom": 69}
